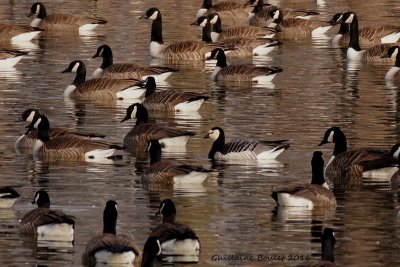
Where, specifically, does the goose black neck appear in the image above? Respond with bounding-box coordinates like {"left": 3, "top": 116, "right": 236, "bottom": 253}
{"left": 348, "top": 15, "right": 361, "bottom": 51}
{"left": 100, "top": 54, "right": 113, "bottom": 69}
{"left": 202, "top": 22, "right": 212, "bottom": 43}
{"left": 144, "top": 79, "right": 157, "bottom": 97}
{"left": 311, "top": 158, "right": 325, "bottom": 185}
{"left": 338, "top": 22, "right": 349, "bottom": 35}
{"left": 396, "top": 50, "right": 400, "bottom": 68}
{"left": 103, "top": 208, "right": 117, "bottom": 235}
{"left": 36, "top": 117, "right": 50, "bottom": 143}
{"left": 211, "top": 17, "right": 222, "bottom": 34}
{"left": 202, "top": 0, "right": 212, "bottom": 9}
{"left": 149, "top": 146, "right": 162, "bottom": 165}
{"left": 253, "top": 0, "right": 264, "bottom": 13}
{"left": 135, "top": 105, "right": 149, "bottom": 125}
{"left": 37, "top": 4, "right": 47, "bottom": 19}
{"left": 216, "top": 51, "right": 228, "bottom": 68}
{"left": 208, "top": 134, "right": 225, "bottom": 159}
{"left": 72, "top": 64, "right": 86, "bottom": 86}
{"left": 163, "top": 213, "right": 176, "bottom": 224}
{"left": 333, "top": 131, "right": 347, "bottom": 155}
{"left": 151, "top": 16, "right": 164, "bottom": 44}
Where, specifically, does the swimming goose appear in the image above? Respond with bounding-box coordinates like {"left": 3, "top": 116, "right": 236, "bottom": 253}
{"left": 142, "top": 77, "right": 209, "bottom": 112}
{"left": 140, "top": 7, "right": 220, "bottom": 60}
{"left": 120, "top": 103, "right": 195, "bottom": 152}
{"left": 62, "top": 60, "right": 145, "bottom": 100}
{"left": 206, "top": 48, "right": 282, "bottom": 82}
{"left": 0, "top": 49, "right": 28, "bottom": 68}
{"left": 329, "top": 13, "right": 400, "bottom": 48}
{"left": 26, "top": 115, "right": 127, "bottom": 163}
{"left": 149, "top": 199, "right": 200, "bottom": 260}
{"left": 315, "top": 228, "right": 336, "bottom": 267}
{"left": 271, "top": 151, "right": 336, "bottom": 208}
{"left": 207, "top": 13, "right": 276, "bottom": 42}
{"left": 204, "top": 127, "right": 289, "bottom": 161}
{"left": 383, "top": 46, "right": 400, "bottom": 82}
{"left": 319, "top": 127, "right": 397, "bottom": 182}
{"left": 141, "top": 236, "right": 162, "bottom": 267}
{"left": 390, "top": 144, "right": 400, "bottom": 190}
{"left": 19, "top": 190, "right": 75, "bottom": 241}
{"left": 0, "top": 186, "right": 20, "bottom": 208}
{"left": 193, "top": 15, "right": 282, "bottom": 57}
{"left": 0, "top": 22, "right": 42, "bottom": 43}
{"left": 91, "top": 44, "right": 178, "bottom": 82}
{"left": 82, "top": 200, "right": 140, "bottom": 266}
{"left": 142, "top": 140, "right": 210, "bottom": 185}
{"left": 28, "top": 2, "right": 107, "bottom": 33}
{"left": 267, "top": 7, "right": 332, "bottom": 37}
{"left": 15, "top": 108, "right": 106, "bottom": 150}
{"left": 338, "top": 12, "right": 396, "bottom": 64}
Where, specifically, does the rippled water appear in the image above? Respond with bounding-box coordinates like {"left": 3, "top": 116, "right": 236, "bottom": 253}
{"left": 1, "top": 0, "right": 400, "bottom": 266}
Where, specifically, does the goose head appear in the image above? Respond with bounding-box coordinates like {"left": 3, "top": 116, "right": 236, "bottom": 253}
{"left": 319, "top": 127, "right": 345, "bottom": 146}
{"left": 92, "top": 44, "right": 113, "bottom": 59}
{"left": 328, "top": 13, "right": 343, "bottom": 25}
{"left": 339, "top": 12, "right": 357, "bottom": 24}
{"left": 32, "top": 189, "right": 50, "bottom": 208}
{"left": 18, "top": 108, "right": 40, "bottom": 123}
{"left": 120, "top": 103, "right": 148, "bottom": 123}
{"left": 140, "top": 7, "right": 161, "bottom": 21}
{"left": 28, "top": 2, "right": 46, "bottom": 18}
{"left": 141, "top": 236, "right": 162, "bottom": 267}
{"left": 204, "top": 127, "right": 224, "bottom": 141}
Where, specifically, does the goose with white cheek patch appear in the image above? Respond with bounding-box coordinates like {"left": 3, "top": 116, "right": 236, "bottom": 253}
{"left": 382, "top": 46, "right": 400, "bottom": 83}
{"left": 206, "top": 48, "right": 282, "bottom": 83}
{"left": 0, "top": 22, "right": 42, "bottom": 43}
{"left": 15, "top": 108, "right": 106, "bottom": 151}
{"left": 91, "top": 44, "right": 179, "bottom": 82}
{"left": 26, "top": 115, "right": 127, "bottom": 163}
{"left": 0, "top": 186, "right": 20, "bottom": 208}
{"left": 142, "top": 77, "right": 209, "bottom": 112}
{"left": 62, "top": 60, "right": 145, "bottom": 101}
{"left": 142, "top": 140, "right": 210, "bottom": 186}
{"left": 338, "top": 12, "right": 396, "bottom": 64}
{"left": 319, "top": 127, "right": 397, "bottom": 183}
{"left": 19, "top": 190, "right": 75, "bottom": 241}
{"left": 267, "top": 6, "right": 332, "bottom": 38}
{"left": 271, "top": 151, "right": 336, "bottom": 208}
{"left": 82, "top": 200, "right": 140, "bottom": 266}
{"left": 205, "top": 127, "right": 289, "bottom": 161}
{"left": 139, "top": 7, "right": 221, "bottom": 61}
{"left": 0, "top": 49, "right": 28, "bottom": 68}
{"left": 120, "top": 103, "right": 195, "bottom": 152}
{"left": 28, "top": 2, "right": 107, "bottom": 33}
{"left": 329, "top": 13, "right": 400, "bottom": 48}
{"left": 148, "top": 199, "right": 200, "bottom": 262}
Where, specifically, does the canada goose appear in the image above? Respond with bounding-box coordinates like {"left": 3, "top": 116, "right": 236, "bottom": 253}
{"left": 140, "top": 7, "right": 220, "bottom": 60}
{"left": 207, "top": 13, "right": 276, "bottom": 42}
{"left": 206, "top": 48, "right": 282, "bottom": 83}
{"left": 15, "top": 108, "right": 106, "bottom": 151}
{"left": 142, "top": 77, "right": 209, "bottom": 112}
{"left": 141, "top": 236, "right": 162, "bottom": 267}
{"left": 149, "top": 199, "right": 200, "bottom": 260}
{"left": 82, "top": 200, "right": 140, "bottom": 266}
{"left": 0, "top": 22, "right": 42, "bottom": 43}
{"left": 193, "top": 15, "right": 282, "bottom": 57}
{"left": 319, "top": 127, "right": 397, "bottom": 182}
{"left": 0, "top": 186, "right": 20, "bottom": 208}
{"left": 62, "top": 60, "right": 145, "bottom": 100}
{"left": 28, "top": 2, "right": 107, "bottom": 33}
{"left": 19, "top": 190, "right": 75, "bottom": 241}
{"left": 26, "top": 115, "right": 127, "bottom": 163}
{"left": 338, "top": 12, "right": 396, "bottom": 64}
{"left": 204, "top": 127, "right": 289, "bottom": 161}
{"left": 247, "top": 0, "right": 318, "bottom": 27}
{"left": 196, "top": 0, "right": 256, "bottom": 19}
{"left": 120, "top": 103, "right": 195, "bottom": 152}
{"left": 267, "top": 6, "right": 332, "bottom": 37}
{"left": 143, "top": 140, "right": 209, "bottom": 185}
{"left": 389, "top": 144, "right": 400, "bottom": 190}
{"left": 271, "top": 151, "right": 336, "bottom": 208}
{"left": 383, "top": 46, "right": 400, "bottom": 82}
{"left": 329, "top": 13, "right": 400, "bottom": 48}
{"left": 0, "top": 49, "right": 28, "bottom": 68}
{"left": 91, "top": 44, "right": 178, "bottom": 82}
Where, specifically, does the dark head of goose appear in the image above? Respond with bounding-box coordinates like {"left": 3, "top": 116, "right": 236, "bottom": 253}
{"left": 92, "top": 44, "right": 112, "bottom": 59}
{"left": 319, "top": 127, "right": 346, "bottom": 146}
{"left": 32, "top": 189, "right": 51, "bottom": 208}
{"left": 383, "top": 46, "right": 399, "bottom": 59}
{"left": 267, "top": 6, "right": 281, "bottom": 22}
{"left": 62, "top": 60, "right": 84, "bottom": 74}
{"left": 28, "top": 2, "right": 46, "bottom": 18}
{"left": 144, "top": 76, "right": 156, "bottom": 97}
{"left": 26, "top": 115, "right": 50, "bottom": 140}
{"left": 204, "top": 127, "right": 224, "bottom": 141}
{"left": 328, "top": 13, "right": 343, "bottom": 25}
{"left": 339, "top": 12, "right": 356, "bottom": 25}
{"left": 120, "top": 103, "right": 148, "bottom": 123}
{"left": 18, "top": 108, "right": 40, "bottom": 123}
{"left": 390, "top": 144, "right": 400, "bottom": 159}
{"left": 103, "top": 200, "right": 118, "bottom": 234}
{"left": 190, "top": 16, "right": 209, "bottom": 27}
{"left": 156, "top": 199, "right": 176, "bottom": 220}
{"left": 140, "top": 7, "right": 161, "bottom": 21}
{"left": 141, "top": 236, "right": 162, "bottom": 267}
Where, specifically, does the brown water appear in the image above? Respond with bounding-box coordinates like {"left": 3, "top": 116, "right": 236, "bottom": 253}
{"left": 1, "top": 0, "right": 400, "bottom": 266}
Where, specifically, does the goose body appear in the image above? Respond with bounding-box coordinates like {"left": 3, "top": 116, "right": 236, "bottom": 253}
{"left": 27, "top": 115, "right": 127, "bottom": 163}
{"left": 339, "top": 12, "right": 396, "bottom": 64}
{"left": 141, "top": 7, "right": 219, "bottom": 60}
{"left": 271, "top": 151, "right": 336, "bottom": 208}
{"left": 268, "top": 7, "right": 332, "bottom": 37}
{"left": 143, "top": 140, "right": 209, "bottom": 185}
{"left": 62, "top": 60, "right": 144, "bottom": 100}
{"left": 0, "top": 22, "right": 41, "bottom": 43}
{"left": 329, "top": 13, "right": 400, "bottom": 48}
{"left": 92, "top": 44, "right": 178, "bottom": 82}
{"left": 383, "top": 46, "right": 400, "bottom": 82}
{"left": 0, "top": 49, "right": 27, "bottom": 68}
{"left": 319, "top": 127, "right": 397, "bottom": 182}
{"left": 121, "top": 104, "right": 195, "bottom": 152}
{"left": 19, "top": 190, "right": 75, "bottom": 241}
{"left": 0, "top": 186, "right": 20, "bottom": 208}
{"left": 28, "top": 2, "right": 107, "bottom": 33}
{"left": 142, "top": 77, "right": 209, "bottom": 112}
{"left": 205, "top": 127, "right": 289, "bottom": 161}
{"left": 207, "top": 48, "right": 282, "bottom": 83}
{"left": 15, "top": 108, "right": 106, "bottom": 151}
{"left": 82, "top": 201, "right": 140, "bottom": 266}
